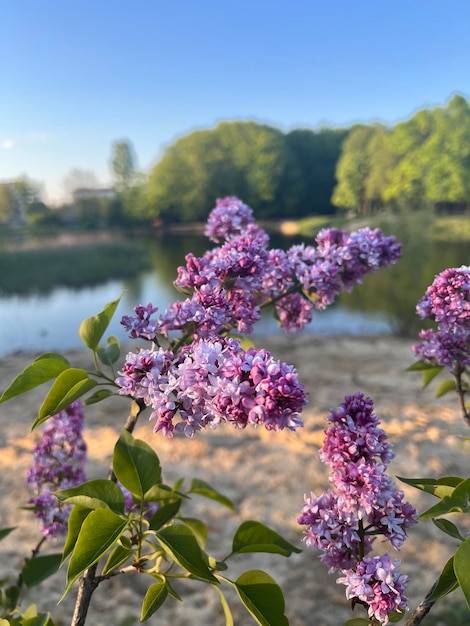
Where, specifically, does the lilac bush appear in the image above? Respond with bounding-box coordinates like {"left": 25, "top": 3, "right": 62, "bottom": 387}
{"left": 3, "top": 196, "right": 468, "bottom": 625}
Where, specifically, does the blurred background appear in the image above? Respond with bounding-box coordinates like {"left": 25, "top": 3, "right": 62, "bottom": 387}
{"left": 1, "top": 0, "right": 469, "bottom": 353}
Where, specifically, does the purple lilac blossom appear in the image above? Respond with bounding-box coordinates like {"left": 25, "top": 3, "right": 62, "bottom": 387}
{"left": 298, "top": 490, "right": 373, "bottom": 572}
{"left": 116, "top": 337, "right": 307, "bottom": 438}
{"left": 27, "top": 400, "right": 87, "bottom": 539}
{"left": 121, "top": 303, "right": 159, "bottom": 341}
{"left": 275, "top": 293, "right": 313, "bottom": 334}
{"left": 320, "top": 393, "right": 394, "bottom": 469}
{"left": 416, "top": 266, "right": 470, "bottom": 330}
{"left": 413, "top": 328, "right": 470, "bottom": 368}
{"left": 121, "top": 197, "right": 402, "bottom": 340}
{"left": 337, "top": 554, "right": 409, "bottom": 625}
{"left": 413, "top": 266, "right": 470, "bottom": 370}
{"left": 204, "top": 196, "right": 255, "bottom": 242}
{"left": 298, "top": 393, "right": 416, "bottom": 623}
{"left": 287, "top": 228, "right": 402, "bottom": 310}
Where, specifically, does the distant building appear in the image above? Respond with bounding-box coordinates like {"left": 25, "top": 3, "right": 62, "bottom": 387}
{"left": 72, "top": 187, "right": 116, "bottom": 202}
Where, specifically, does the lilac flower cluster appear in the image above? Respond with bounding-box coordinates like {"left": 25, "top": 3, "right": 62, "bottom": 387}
{"left": 27, "top": 401, "right": 87, "bottom": 539}
{"left": 116, "top": 337, "right": 307, "bottom": 438}
{"left": 204, "top": 196, "right": 255, "bottom": 242}
{"left": 286, "top": 226, "right": 402, "bottom": 310}
{"left": 121, "top": 197, "right": 402, "bottom": 341}
{"left": 298, "top": 393, "right": 417, "bottom": 624}
{"left": 413, "top": 266, "right": 470, "bottom": 369}
{"left": 337, "top": 554, "right": 409, "bottom": 624}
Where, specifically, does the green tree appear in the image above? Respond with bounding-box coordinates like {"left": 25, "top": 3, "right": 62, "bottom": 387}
{"left": 110, "top": 139, "right": 137, "bottom": 192}
{"left": 332, "top": 124, "right": 377, "bottom": 215}
{"left": 364, "top": 126, "right": 396, "bottom": 211}
{"left": 0, "top": 177, "right": 42, "bottom": 224}
{"left": 146, "top": 122, "right": 289, "bottom": 222}
{"left": 282, "top": 128, "right": 348, "bottom": 217}
{"left": 423, "top": 95, "right": 470, "bottom": 210}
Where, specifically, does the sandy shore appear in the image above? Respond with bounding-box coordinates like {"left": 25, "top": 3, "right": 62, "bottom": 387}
{"left": 0, "top": 334, "right": 469, "bottom": 625}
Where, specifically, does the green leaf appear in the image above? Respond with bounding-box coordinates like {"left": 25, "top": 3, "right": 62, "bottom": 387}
{"left": 433, "top": 518, "right": 466, "bottom": 541}
{"left": 0, "top": 527, "right": 15, "bottom": 541}
{"left": 64, "top": 509, "right": 127, "bottom": 596}
{"left": 422, "top": 367, "right": 445, "bottom": 388}
{"left": 97, "top": 336, "right": 120, "bottom": 366}
{"left": 21, "top": 605, "right": 40, "bottom": 619}
{"left": 140, "top": 581, "right": 169, "bottom": 622}
{"left": 113, "top": 430, "right": 161, "bottom": 499}
{"left": 454, "top": 538, "right": 470, "bottom": 608}
{"left": 406, "top": 360, "right": 440, "bottom": 372}
{"left": 419, "top": 477, "right": 470, "bottom": 520}
{"left": 0, "top": 354, "right": 70, "bottom": 403}
{"left": 22, "top": 554, "right": 62, "bottom": 588}
{"left": 232, "top": 570, "right": 288, "bottom": 626}
{"left": 144, "top": 483, "right": 183, "bottom": 502}
{"left": 231, "top": 521, "right": 302, "bottom": 558}
{"left": 56, "top": 479, "right": 125, "bottom": 514}
{"left": 213, "top": 584, "right": 234, "bottom": 626}
{"left": 62, "top": 506, "right": 92, "bottom": 564}
{"left": 101, "top": 544, "right": 134, "bottom": 576}
{"left": 189, "top": 478, "right": 236, "bottom": 512}
{"left": 428, "top": 556, "right": 459, "bottom": 602}
{"left": 20, "top": 615, "right": 52, "bottom": 626}
{"left": 155, "top": 524, "right": 217, "bottom": 583}
{"left": 435, "top": 378, "right": 457, "bottom": 398}
{"left": 398, "top": 476, "right": 463, "bottom": 499}
{"left": 79, "top": 295, "right": 123, "bottom": 351}
{"left": 148, "top": 500, "right": 181, "bottom": 531}
{"left": 84, "top": 389, "right": 114, "bottom": 405}
{"left": 173, "top": 477, "right": 185, "bottom": 491}
{"left": 179, "top": 517, "right": 208, "bottom": 549}
{"left": 34, "top": 369, "right": 97, "bottom": 427}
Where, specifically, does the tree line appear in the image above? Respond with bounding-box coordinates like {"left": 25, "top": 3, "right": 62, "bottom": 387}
{"left": 333, "top": 94, "right": 470, "bottom": 216}
{"left": 1, "top": 94, "right": 469, "bottom": 229}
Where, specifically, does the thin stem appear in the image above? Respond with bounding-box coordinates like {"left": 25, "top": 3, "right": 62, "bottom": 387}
{"left": 16, "top": 535, "right": 47, "bottom": 590}
{"left": 403, "top": 582, "right": 437, "bottom": 626}
{"left": 70, "top": 398, "right": 146, "bottom": 626}
{"left": 454, "top": 363, "right": 470, "bottom": 427}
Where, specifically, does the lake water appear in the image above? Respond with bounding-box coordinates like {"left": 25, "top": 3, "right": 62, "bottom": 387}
{"left": 0, "top": 231, "right": 467, "bottom": 357}
{"left": 0, "top": 272, "right": 392, "bottom": 357}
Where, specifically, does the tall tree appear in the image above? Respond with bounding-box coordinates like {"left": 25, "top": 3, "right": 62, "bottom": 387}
{"left": 282, "top": 128, "right": 348, "bottom": 217}
{"left": 110, "top": 139, "right": 136, "bottom": 191}
{"left": 146, "top": 122, "right": 288, "bottom": 222}
{"left": 332, "top": 125, "right": 377, "bottom": 215}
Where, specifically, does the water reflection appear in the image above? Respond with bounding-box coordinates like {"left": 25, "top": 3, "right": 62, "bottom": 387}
{"left": 0, "top": 230, "right": 467, "bottom": 356}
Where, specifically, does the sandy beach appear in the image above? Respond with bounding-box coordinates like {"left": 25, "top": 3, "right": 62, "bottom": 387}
{"left": 0, "top": 333, "right": 468, "bottom": 625}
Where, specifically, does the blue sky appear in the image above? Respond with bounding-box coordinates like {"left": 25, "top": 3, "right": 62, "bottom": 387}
{"left": 2, "top": 1, "right": 469, "bottom": 203}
